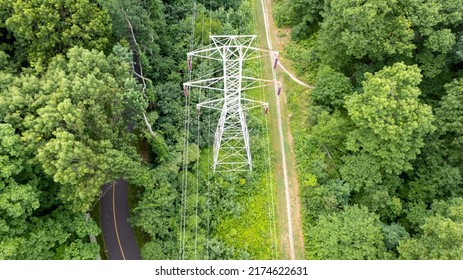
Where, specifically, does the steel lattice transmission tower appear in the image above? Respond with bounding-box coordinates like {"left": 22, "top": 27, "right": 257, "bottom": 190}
{"left": 184, "top": 35, "right": 279, "bottom": 172}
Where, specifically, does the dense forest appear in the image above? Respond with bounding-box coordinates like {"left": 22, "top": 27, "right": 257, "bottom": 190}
{"left": 2, "top": 0, "right": 463, "bottom": 260}
{"left": 276, "top": 0, "right": 463, "bottom": 259}
{"left": 0, "top": 0, "right": 278, "bottom": 260}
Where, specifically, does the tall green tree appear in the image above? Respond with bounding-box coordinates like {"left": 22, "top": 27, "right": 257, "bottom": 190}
{"left": 0, "top": 46, "right": 151, "bottom": 213}
{"left": 345, "top": 63, "right": 434, "bottom": 175}
{"left": 404, "top": 137, "right": 462, "bottom": 204}
{"left": 4, "top": 0, "right": 111, "bottom": 68}
{"left": 0, "top": 124, "right": 40, "bottom": 248}
{"left": 436, "top": 78, "right": 463, "bottom": 164}
{"left": 311, "top": 65, "right": 353, "bottom": 110}
{"left": 99, "top": 0, "right": 167, "bottom": 80}
{"left": 14, "top": 209, "right": 100, "bottom": 260}
{"left": 317, "top": 0, "right": 415, "bottom": 69}
{"left": 306, "top": 205, "right": 388, "bottom": 259}
{"left": 399, "top": 198, "right": 463, "bottom": 259}
{"left": 275, "top": 0, "right": 324, "bottom": 38}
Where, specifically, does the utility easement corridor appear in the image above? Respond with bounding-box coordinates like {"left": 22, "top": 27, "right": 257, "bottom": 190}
{"left": 257, "top": 0, "right": 307, "bottom": 260}
{"left": 260, "top": 0, "right": 295, "bottom": 260}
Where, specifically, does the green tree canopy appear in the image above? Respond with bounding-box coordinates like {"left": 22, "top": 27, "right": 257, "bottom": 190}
{"left": 4, "top": 0, "right": 111, "bottom": 68}
{"left": 0, "top": 123, "right": 40, "bottom": 239}
{"left": 404, "top": 137, "right": 462, "bottom": 204}
{"left": 311, "top": 65, "right": 353, "bottom": 110}
{"left": 0, "top": 46, "right": 151, "bottom": 213}
{"left": 345, "top": 63, "right": 434, "bottom": 174}
{"left": 318, "top": 0, "right": 415, "bottom": 68}
{"left": 14, "top": 209, "right": 100, "bottom": 260}
{"left": 399, "top": 198, "right": 463, "bottom": 259}
{"left": 306, "top": 205, "right": 388, "bottom": 259}
{"left": 436, "top": 78, "right": 463, "bottom": 164}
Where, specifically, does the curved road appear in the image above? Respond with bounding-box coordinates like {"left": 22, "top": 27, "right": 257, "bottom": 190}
{"left": 99, "top": 44, "right": 144, "bottom": 260}
{"left": 100, "top": 179, "right": 141, "bottom": 260}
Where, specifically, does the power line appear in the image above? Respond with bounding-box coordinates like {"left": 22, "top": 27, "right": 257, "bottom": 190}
{"left": 206, "top": 0, "right": 212, "bottom": 260}
{"left": 252, "top": 6, "right": 278, "bottom": 258}
{"left": 179, "top": 0, "right": 197, "bottom": 260}
{"left": 194, "top": 100, "right": 200, "bottom": 259}
{"left": 260, "top": 0, "right": 295, "bottom": 259}
{"left": 193, "top": 0, "right": 208, "bottom": 260}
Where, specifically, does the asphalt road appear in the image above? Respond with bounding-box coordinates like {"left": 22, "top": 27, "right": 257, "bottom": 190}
{"left": 100, "top": 179, "right": 141, "bottom": 260}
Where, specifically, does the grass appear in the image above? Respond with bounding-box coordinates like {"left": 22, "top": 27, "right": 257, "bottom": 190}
{"left": 266, "top": 0, "right": 320, "bottom": 260}
{"left": 216, "top": 179, "right": 278, "bottom": 259}
{"left": 252, "top": 0, "right": 309, "bottom": 260}
{"left": 212, "top": 62, "right": 280, "bottom": 260}
{"left": 252, "top": 0, "right": 289, "bottom": 260}
{"left": 201, "top": 0, "right": 281, "bottom": 260}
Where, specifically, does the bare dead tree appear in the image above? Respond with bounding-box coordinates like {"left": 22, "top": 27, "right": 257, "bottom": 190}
{"left": 122, "top": 8, "right": 157, "bottom": 139}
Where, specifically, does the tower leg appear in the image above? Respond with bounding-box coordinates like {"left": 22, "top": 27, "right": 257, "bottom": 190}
{"left": 213, "top": 105, "right": 227, "bottom": 172}
{"left": 238, "top": 106, "right": 252, "bottom": 171}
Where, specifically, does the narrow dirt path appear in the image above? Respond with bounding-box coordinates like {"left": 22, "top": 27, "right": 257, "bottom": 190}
{"left": 259, "top": 0, "right": 294, "bottom": 260}
{"left": 257, "top": 0, "right": 306, "bottom": 260}
{"left": 278, "top": 62, "right": 313, "bottom": 89}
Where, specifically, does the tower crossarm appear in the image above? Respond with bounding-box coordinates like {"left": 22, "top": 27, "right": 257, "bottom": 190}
{"left": 184, "top": 76, "right": 277, "bottom": 93}
{"left": 184, "top": 77, "right": 224, "bottom": 92}
{"left": 187, "top": 47, "right": 277, "bottom": 61}
{"left": 196, "top": 98, "right": 267, "bottom": 111}
{"left": 187, "top": 47, "right": 224, "bottom": 61}
{"left": 242, "top": 47, "right": 277, "bottom": 61}
{"left": 241, "top": 98, "right": 268, "bottom": 110}
{"left": 241, "top": 76, "right": 278, "bottom": 91}
{"left": 197, "top": 98, "right": 225, "bottom": 110}
{"left": 187, "top": 39, "right": 278, "bottom": 62}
